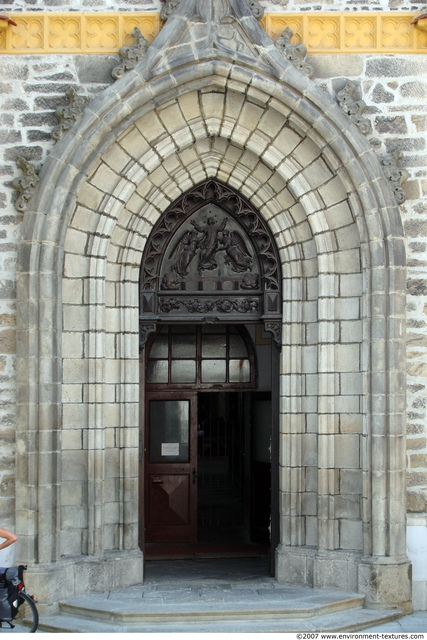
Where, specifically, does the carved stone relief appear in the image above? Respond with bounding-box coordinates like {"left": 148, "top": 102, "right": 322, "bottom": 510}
{"left": 140, "top": 180, "right": 282, "bottom": 332}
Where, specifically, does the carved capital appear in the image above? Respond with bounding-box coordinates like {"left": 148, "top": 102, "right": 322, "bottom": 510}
{"left": 52, "top": 87, "right": 87, "bottom": 142}
{"left": 275, "top": 27, "right": 313, "bottom": 78}
{"left": 11, "top": 157, "right": 40, "bottom": 213}
{"left": 112, "top": 27, "right": 148, "bottom": 80}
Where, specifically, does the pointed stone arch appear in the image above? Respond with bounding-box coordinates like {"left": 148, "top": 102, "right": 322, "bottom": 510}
{"left": 16, "top": 0, "right": 409, "bottom": 610}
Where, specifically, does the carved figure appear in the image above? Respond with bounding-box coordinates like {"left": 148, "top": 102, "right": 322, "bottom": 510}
{"left": 170, "top": 229, "right": 202, "bottom": 276}
{"left": 220, "top": 229, "right": 253, "bottom": 272}
{"left": 192, "top": 216, "right": 227, "bottom": 271}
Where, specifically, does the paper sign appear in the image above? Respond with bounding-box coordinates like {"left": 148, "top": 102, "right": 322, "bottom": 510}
{"left": 161, "top": 442, "right": 180, "bottom": 456}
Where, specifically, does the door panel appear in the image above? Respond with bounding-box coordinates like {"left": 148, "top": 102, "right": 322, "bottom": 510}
{"left": 145, "top": 393, "right": 197, "bottom": 542}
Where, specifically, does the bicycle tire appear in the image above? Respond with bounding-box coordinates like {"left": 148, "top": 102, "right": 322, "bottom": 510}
{"left": 0, "top": 591, "right": 39, "bottom": 633}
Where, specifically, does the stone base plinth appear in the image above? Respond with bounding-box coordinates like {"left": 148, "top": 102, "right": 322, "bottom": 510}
{"left": 358, "top": 556, "right": 412, "bottom": 613}
{"left": 22, "top": 549, "right": 144, "bottom": 614}
{"left": 275, "top": 545, "right": 360, "bottom": 592}
{"left": 276, "top": 546, "right": 412, "bottom": 612}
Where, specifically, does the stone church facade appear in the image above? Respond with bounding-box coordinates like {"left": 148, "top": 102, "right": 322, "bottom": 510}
{"left": 0, "top": 0, "right": 427, "bottom": 614}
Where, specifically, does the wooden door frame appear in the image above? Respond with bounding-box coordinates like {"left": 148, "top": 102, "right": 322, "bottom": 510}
{"left": 139, "top": 326, "right": 280, "bottom": 577}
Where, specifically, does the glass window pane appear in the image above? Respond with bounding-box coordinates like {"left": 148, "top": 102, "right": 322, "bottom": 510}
{"left": 171, "top": 360, "right": 196, "bottom": 383}
{"left": 147, "top": 360, "right": 169, "bottom": 383}
{"left": 202, "top": 334, "right": 226, "bottom": 358}
{"left": 229, "top": 334, "right": 248, "bottom": 358}
{"left": 201, "top": 360, "right": 226, "bottom": 382}
{"left": 171, "top": 334, "right": 196, "bottom": 358}
{"left": 149, "top": 335, "right": 169, "bottom": 358}
{"left": 229, "top": 359, "right": 250, "bottom": 382}
{"left": 149, "top": 400, "right": 189, "bottom": 463}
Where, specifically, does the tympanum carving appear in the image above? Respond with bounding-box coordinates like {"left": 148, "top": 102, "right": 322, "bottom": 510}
{"left": 140, "top": 180, "right": 281, "bottom": 331}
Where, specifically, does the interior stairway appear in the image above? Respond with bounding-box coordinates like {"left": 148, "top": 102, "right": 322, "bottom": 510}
{"left": 38, "top": 557, "right": 403, "bottom": 633}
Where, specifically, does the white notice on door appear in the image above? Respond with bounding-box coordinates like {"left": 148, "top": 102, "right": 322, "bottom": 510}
{"left": 161, "top": 442, "right": 180, "bottom": 456}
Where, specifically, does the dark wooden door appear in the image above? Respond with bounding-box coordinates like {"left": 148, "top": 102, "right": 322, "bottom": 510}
{"left": 144, "top": 392, "right": 198, "bottom": 542}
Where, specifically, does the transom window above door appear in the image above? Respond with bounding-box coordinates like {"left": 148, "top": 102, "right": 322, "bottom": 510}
{"left": 146, "top": 325, "right": 256, "bottom": 389}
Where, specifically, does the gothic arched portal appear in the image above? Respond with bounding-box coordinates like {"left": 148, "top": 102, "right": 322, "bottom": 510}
{"left": 15, "top": 0, "right": 410, "bottom": 611}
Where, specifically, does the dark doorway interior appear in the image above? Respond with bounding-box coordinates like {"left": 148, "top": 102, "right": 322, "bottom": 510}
{"left": 145, "top": 390, "right": 271, "bottom": 558}
{"left": 197, "top": 391, "right": 249, "bottom": 544}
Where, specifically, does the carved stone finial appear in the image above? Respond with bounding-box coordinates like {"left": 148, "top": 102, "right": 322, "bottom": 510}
{"left": 336, "top": 82, "right": 372, "bottom": 136}
{"left": 382, "top": 150, "right": 409, "bottom": 204}
{"left": 52, "top": 87, "right": 87, "bottom": 142}
{"left": 11, "top": 157, "right": 40, "bottom": 213}
{"left": 275, "top": 27, "right": 313, "bottom": 78}
{"left": 112, "top": 27, "right": 149, "bottom": 80}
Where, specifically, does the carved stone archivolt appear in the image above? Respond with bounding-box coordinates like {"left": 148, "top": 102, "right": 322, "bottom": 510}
{"left": 140, "top": 180, "right": 282, "bottom": 334}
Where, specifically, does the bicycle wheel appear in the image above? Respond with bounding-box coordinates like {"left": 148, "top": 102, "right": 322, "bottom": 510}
{"left": 0, "top": 591, "right": 39, "bottom": 633}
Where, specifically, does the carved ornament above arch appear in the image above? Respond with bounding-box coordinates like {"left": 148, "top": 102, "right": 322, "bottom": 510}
{"left": 139, "top": 180, "right": 282, "bottom": 344}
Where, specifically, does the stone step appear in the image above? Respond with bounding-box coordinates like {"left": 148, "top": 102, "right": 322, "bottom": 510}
{"left": 37, "top": 583, "right": 403, "bottom": 634}
{"left": 39, "top": 607, "right": 402, "bottom": 634}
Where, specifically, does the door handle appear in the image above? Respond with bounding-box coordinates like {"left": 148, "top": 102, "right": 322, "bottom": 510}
{"left": 192, "top": 468, "right": 197, "bottom": 485}
{"left": 152, "top": 479, "right": 164, "bottom": 485}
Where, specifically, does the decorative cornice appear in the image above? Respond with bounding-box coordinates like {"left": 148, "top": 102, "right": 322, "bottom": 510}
{"left": 0, "top": 12, "right": 425, "bottom": 55}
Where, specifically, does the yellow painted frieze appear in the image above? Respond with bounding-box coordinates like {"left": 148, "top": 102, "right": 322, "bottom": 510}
{"left": 0, "top": 12, "right": 425, "bottom": 54}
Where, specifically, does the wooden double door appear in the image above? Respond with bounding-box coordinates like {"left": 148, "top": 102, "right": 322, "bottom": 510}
{"left": 144, "top": 390, "right": 270, "bottom": 545}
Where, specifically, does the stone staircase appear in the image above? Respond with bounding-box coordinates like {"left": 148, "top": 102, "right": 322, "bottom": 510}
{"left": 38, "top": 575, "right": 402, "bottom": 633}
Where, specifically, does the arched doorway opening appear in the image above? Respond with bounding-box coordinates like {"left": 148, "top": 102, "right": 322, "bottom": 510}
{"left": 138, "top": 180, "right": 282, "bottom": 567}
